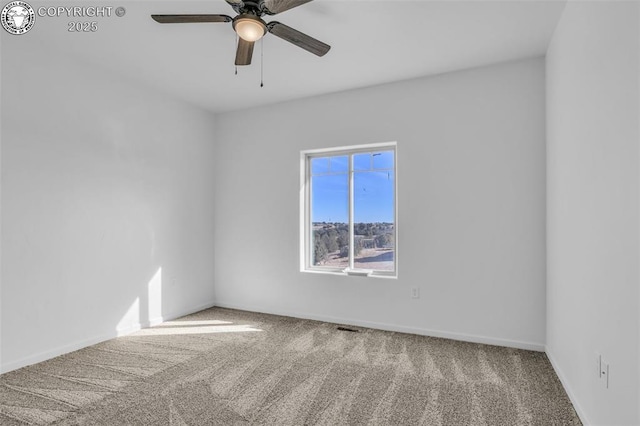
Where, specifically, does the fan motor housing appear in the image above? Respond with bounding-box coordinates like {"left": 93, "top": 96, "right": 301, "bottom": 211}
{"left": 239, "top": 1, "right": 263, "bottom": 15}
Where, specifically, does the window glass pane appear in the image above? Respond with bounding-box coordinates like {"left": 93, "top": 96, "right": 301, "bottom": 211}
{"left": 311, "top": 157, "right": 329, "bottom": 175}
{"left": 330, "top": 156, "right": 348, "bottom": 173}
{"left": 311, "top": 173, "right": 349, "bottom": 268}
{"left": 353, "top": 153, "right": 371, "bottom": 171}
{"left": 373, "top": 151, "right": 394, "bottom": 170}
{"left": 353, "top": 170, "right": 395, "bottom": 271}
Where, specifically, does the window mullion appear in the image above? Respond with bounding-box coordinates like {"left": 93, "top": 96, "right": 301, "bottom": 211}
{"left": 349, "top": 153, "right": 355, "bottom": 270}
{"left": 307, "top": 156, "right": 313, "bottom": 270}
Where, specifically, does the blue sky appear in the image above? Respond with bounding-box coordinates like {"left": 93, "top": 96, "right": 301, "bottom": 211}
{"left": 311, "top": 152, "right": 394, "bottom": 223}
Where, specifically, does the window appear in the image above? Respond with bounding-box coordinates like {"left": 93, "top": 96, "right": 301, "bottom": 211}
{"left": 301, "top": 143, "right": 397, "bottom": 277}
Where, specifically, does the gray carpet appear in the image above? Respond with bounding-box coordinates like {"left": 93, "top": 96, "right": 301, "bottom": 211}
{"left": 0, "top": 307, "right": 581, "bottom": 425}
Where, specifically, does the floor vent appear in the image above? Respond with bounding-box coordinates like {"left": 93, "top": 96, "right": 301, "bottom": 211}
{"left": 337, "top": 326, "right": 360, "bottom": 333}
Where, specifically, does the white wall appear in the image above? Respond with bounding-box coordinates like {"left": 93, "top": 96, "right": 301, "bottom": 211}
{"left": 0, "top": 36, "right": 217, "bottom": 372}
{"left": 214, "top": 57, "right": 547, "bottom": 350}
{"left": 546, "top": 1, "right": 640, "bottom": 425}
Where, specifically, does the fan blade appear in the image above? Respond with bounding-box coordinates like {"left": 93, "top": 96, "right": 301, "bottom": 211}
{"left": 235, "top": 38, "right": 255, "bottom": 65}
{"left": 225, "top": 0, "right": 243, "bottom": 13}
{"left": 262, "top": 0, "right": 312, "bottom": 15}
{"left": 151, "top": 14, "right": 232, "bottom": 24}
{"left": 267, "top": 22, "right": 330, "bottom": 57}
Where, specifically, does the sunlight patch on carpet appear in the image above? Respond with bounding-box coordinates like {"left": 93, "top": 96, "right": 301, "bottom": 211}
{"left": 135, "top": 324, "right": 262, "bottom": 336}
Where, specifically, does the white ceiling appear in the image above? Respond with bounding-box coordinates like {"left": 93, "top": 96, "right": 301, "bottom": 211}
{"left": 30, "top": 0, "right": 567, "bottom": 113}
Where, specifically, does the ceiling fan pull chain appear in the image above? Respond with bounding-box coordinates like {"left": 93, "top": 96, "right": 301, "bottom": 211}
{"left": 260, "top": 37, "right": 264, "bottom": 87}
{"left": 235, "top": 34, "right": 238, "bottom": 75}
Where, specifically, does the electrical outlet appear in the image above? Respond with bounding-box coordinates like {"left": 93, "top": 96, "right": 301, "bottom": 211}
{"left": 600, "top": 360, "right": 609, "bottom": 389}
{"left": 411, "top": 287, "right": 420, "bottom": 299}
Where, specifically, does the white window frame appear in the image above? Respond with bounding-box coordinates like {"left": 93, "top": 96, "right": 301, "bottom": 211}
{"left": 300, "top": 142, "right": 397, "bottom": 278}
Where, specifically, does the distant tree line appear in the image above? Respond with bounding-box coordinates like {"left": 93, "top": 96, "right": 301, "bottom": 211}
{"left": 313, "top": 222, "right": 394, "bottom": 265}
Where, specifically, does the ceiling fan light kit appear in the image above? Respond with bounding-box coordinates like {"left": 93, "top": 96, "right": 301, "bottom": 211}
{"left": 151, "top": 0, "right": 330, "bottom": 67}
{"left": 233, "top": 14, "right": 267, "bottom": 42}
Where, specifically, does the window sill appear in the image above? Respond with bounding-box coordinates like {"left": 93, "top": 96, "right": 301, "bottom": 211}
{"left": 301, "top": 268, "right": 397, "bottom": 279}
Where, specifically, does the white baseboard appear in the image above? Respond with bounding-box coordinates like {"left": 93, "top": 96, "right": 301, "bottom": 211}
{"left": 545, "top": 348, "right": 590, "bottom": 426}
{"left": 1, "top": 330, "right": 122, "bottom": 375}
{"left": 0, "top": 300, "right": 216, "bottom": 374}
{"left": 213, "top": 301, "right": 546, "bottom": 352}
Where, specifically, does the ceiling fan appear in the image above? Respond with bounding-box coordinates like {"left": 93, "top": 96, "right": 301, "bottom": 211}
{"left": 151, "top": 0, "right": 330, "bottom": 66}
